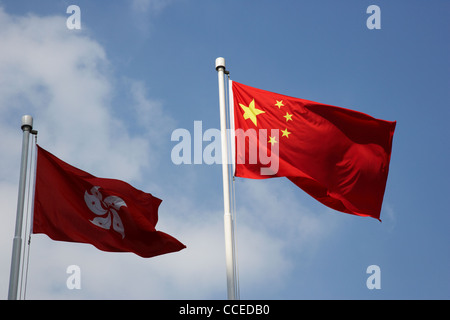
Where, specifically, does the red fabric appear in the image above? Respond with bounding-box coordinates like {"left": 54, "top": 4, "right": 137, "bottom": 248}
{"left": 232, "top": 81, "right": 396, "bottom": 220}
{"left": 33, "top": 146, "right": 186, "bottom": 258}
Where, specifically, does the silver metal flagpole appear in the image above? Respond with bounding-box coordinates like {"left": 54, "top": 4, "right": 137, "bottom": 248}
{"left": 215, "top": 57, "right": 237, "bottom": 300}
{"left": 8, "top": 115, "right": 33, "bottom": 300}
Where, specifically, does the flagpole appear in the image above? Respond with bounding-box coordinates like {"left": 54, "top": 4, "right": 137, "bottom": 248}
{"left": 8, "top": 115, "right": 33, "bottom": 300}
{"left": 216, "top": 57, "right": 237, "bottom": 300}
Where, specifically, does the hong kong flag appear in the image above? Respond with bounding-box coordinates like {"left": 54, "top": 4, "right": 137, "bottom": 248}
{"left": 232, "top": 81, "right": 396, "bottom": 220}
{"left": 32, "top": 146, "right": 186, "bottom": 258}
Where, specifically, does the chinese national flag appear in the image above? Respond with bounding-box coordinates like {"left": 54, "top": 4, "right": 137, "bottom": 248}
{"left": 33, "top": 146, "right": 186, "bottom": 258}
{"left": 232, "top": 81, "right": 396, "bottom": 220}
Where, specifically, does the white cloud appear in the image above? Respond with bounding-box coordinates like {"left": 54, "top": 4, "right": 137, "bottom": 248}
{"left": 0, "top": 8, "right": 157, "bottom": 182}
{"left": 0, "top": 7, "right": 172, "bottom": 299}
{"left": 235, "top": 179, "right": 339, "bottom": 248}
{"left": 129, "top": 0, "right": 175, "bottom": 36}
{"left": 0, "top": 6, "right": 337, "bottom": 299}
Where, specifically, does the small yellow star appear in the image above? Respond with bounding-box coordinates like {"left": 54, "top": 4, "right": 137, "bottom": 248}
{"left": 268, "top": 136, "right": 278, "bottom": 146}
{"left": 281, "top": 128, "right": 291, "bottom": 138}
{"left": 239, "top": 99, "right": 265, "bottom": 126}
{"left": 275, "top": 100, "right": 284, "bottom": 109}
{"left": 283, "top": 112, "right": 293, "bottom": 122}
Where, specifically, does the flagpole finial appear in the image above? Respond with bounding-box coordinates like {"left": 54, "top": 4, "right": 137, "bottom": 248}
{"left": 21, "top": 115, "right": 33, "bottom": 131}
{"left": 215, "top": 57, "right": 226, "bottom": 71}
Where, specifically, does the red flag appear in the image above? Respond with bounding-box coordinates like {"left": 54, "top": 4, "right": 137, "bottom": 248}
{"left": 232, "top": 81, "right": 396, "bottom": 220}
{"left": 33, "top": 146, "right": 186, "bottom": 258}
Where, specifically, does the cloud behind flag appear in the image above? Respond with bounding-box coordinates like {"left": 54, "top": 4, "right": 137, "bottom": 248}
{"left": 33, "top": 145, "right": 186, "bottom": 258}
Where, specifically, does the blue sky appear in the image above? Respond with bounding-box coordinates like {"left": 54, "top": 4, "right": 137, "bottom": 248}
{"left": 0, "top": 0, "right": 449, "bottom": 299}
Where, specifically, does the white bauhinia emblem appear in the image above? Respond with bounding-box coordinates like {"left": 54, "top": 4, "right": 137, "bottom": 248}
{"left": 84, "top": 186, "right": 126, "bottom": 239}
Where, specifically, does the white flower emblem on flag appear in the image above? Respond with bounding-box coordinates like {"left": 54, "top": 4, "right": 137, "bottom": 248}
{"left": 84, "top": 186, "right": 126, "bottom": 239}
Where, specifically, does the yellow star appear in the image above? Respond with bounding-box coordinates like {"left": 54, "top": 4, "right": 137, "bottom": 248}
{"left": 239, "top": 99, "right": 265, "bottom": 126}
{"left": 275, "top": 100, "right": 284, "bottom": 109}
{"left": 281, "top": 128, "right": 291, "bottom": 138}
{"left": 268, "top": 136, "right": 278, "bottom": 146}
{"left": 283, "top": 112, "right": 293, "bottom": 122}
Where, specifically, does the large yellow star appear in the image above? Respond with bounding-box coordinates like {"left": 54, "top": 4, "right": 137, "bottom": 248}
{"left": 239, "top": 99, "right": 265, "bottom": 126}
